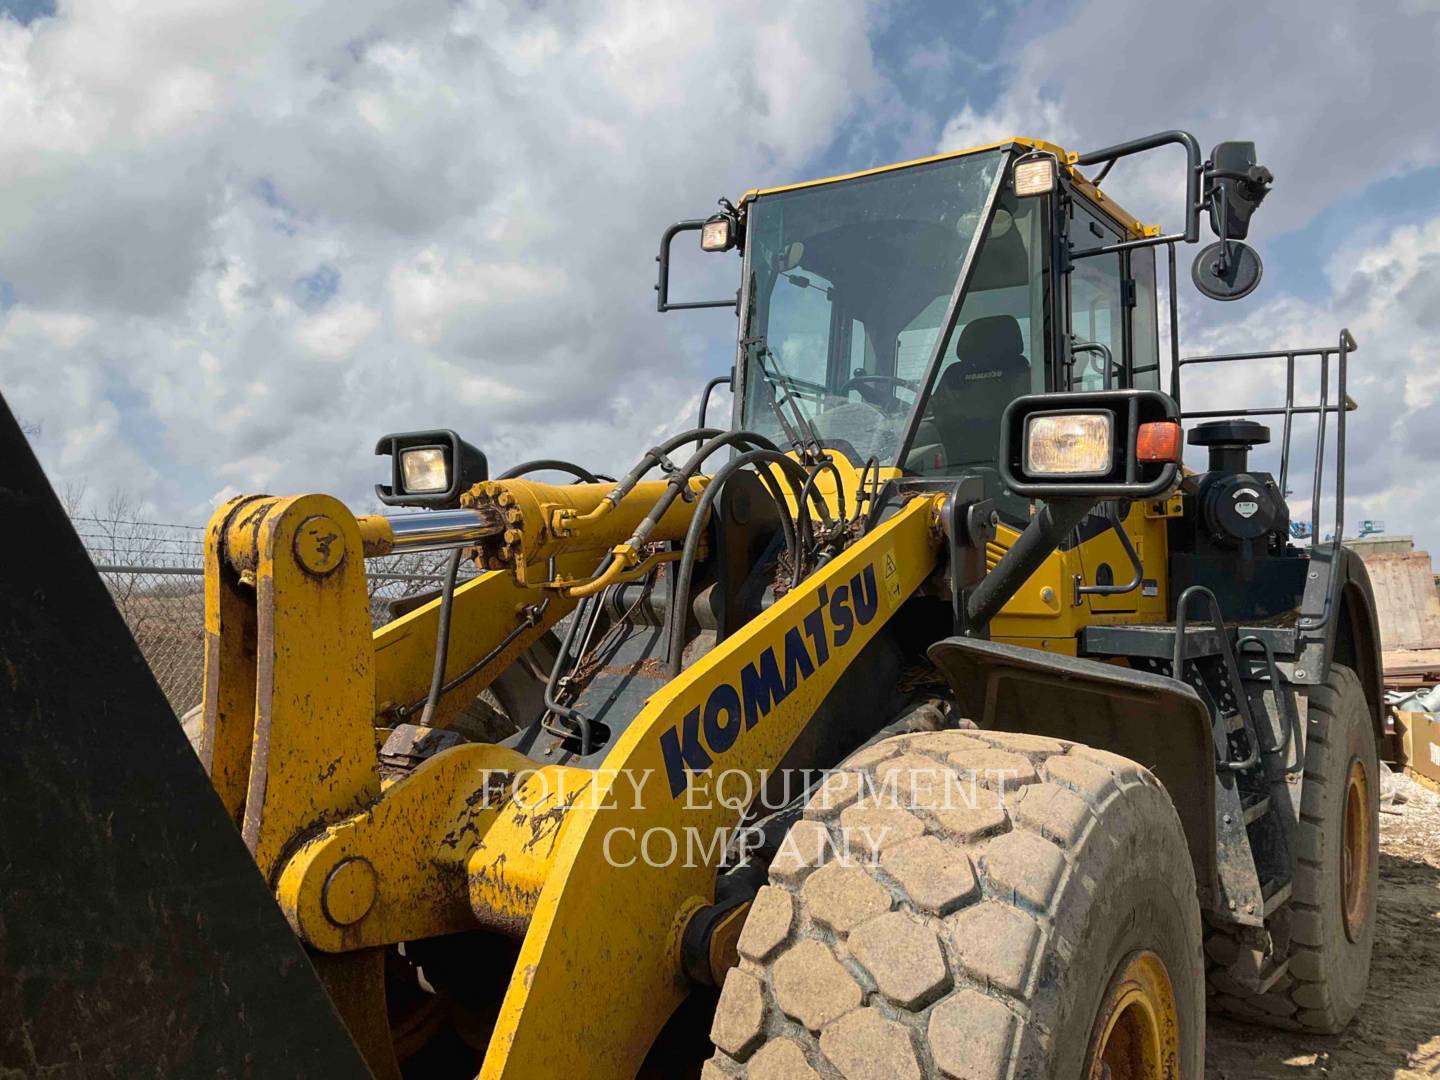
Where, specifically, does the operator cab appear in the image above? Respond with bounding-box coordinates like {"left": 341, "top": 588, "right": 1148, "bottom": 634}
{"left": 670, "top": 142, "right": 1164, "bottom": 522}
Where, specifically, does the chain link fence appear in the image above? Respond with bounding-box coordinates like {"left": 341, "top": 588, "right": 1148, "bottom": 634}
{"left": 74, "top": 515, "right": 456, "bottom": 717}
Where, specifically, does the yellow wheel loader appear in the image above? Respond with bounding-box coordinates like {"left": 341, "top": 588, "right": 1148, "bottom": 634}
{"left": 1, "top": 131, "right": 1383, "bottom": 1079}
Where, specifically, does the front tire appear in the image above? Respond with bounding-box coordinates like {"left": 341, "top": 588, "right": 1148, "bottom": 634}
{"left": 704, "top": 730, "right": 1204, "bottom": 1079}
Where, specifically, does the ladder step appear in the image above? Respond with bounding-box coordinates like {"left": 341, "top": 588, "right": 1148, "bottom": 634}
{"left": 1226, "top": 946, "right": 1291, "bottom": 994}
{"left": 1261, "top": 878, "right": 1292, "bottom": 918}
{"left": 1242, "top": 793, "right": 1271, "bottom": 825}
{"left": 1252, "top": 956, "right": 1291, "bottom": 994}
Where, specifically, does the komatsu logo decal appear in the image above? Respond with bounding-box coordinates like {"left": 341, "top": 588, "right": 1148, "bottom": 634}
{"left": 659, "top": 563, "right": 881, "bottom": 798}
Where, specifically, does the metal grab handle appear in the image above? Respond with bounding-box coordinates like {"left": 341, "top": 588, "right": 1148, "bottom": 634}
{"left": 1172, "top": 585, "right": 1258, "bottom": 772}
{"left": 1069, "top": 340, "right": 1117, "bottom": 391}
{"left": 1236, "top": 635, "right": 1304, "bottom": 777}
{"left": 1074, "top": 504, "right": 1143, "bottom": 605}
{"left": 697, "top": 370, "right": 734, "bottom": 428}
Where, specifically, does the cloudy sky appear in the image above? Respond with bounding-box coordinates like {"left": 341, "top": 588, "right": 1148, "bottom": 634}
{"left": 2, "top": 0, "right": 1438, "bottom": 549}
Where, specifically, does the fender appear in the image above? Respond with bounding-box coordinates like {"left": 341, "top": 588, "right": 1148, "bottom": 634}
{"left": 927, "top": 636, "right": 1219, "bottom": 905}
{"left": 1296, "top": 544, "right": 1385, "bottom": 743}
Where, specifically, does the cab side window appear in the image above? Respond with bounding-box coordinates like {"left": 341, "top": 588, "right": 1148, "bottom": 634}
{"left": 1067, "top": 203, "right": 1124, "bottom": 390}
{"left": 1129, "top": 246, "right": 1161, "bottom": 390}
{"left": 1066, "top": 198, "right": 1159, "bottom": 391}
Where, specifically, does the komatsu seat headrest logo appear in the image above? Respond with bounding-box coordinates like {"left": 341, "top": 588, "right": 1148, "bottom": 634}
{"left": 660, "top": 563, "right": 881, "bottom": 798}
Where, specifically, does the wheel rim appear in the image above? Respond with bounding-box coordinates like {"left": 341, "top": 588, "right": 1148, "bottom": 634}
{"left": 1341, "top": 757, "right": 1372, "bottom": 943}
{"left": 1085, "top": 950, "right": 1180, "bottom": 1080}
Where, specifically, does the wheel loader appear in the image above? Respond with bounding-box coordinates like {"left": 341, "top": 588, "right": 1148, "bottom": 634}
{"left": 0, "top": 130, "right": 1383, "bottom": 1079}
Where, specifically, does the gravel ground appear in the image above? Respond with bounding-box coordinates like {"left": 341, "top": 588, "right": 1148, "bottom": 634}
{"left": 1206, "top": 766, "right": 1440, "bottom": 1078}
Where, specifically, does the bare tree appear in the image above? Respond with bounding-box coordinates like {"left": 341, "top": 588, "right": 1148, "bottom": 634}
{"left": 59, "top": 478, "right": 89, "bottom": 519}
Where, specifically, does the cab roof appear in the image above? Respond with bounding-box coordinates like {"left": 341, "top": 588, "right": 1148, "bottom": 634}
{"left": 739, "top": 136, "right": 1153, "bottom": 240}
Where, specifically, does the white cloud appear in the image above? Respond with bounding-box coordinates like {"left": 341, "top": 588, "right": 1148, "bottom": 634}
{"left": 295, "top": 300, "right": 381, "bottom": 360}
{"left": 0, "top": 0, "right": 886, "bottom": 521}
{"left": 936, "top": 0, "right": 1440, "bottom": 234}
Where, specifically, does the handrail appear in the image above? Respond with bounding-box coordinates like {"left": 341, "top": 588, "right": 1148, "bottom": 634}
{"left": 1176, "top": 328, "right": 1356, "bottom": 548}
{"left": 1173, "top": 584, "right": 1259, "bottom": 772}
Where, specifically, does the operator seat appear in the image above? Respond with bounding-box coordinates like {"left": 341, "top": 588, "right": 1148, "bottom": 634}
{"left": 930, "top": 315, "right": 1031, "bottom": 468}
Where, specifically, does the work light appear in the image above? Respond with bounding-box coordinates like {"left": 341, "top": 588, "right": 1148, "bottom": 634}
{"left": 375, "top": 429, "right": 489, "bottom": 508}
{"left": 1024, "top": 412, "right": 1112, "bottom": 477}
{"left": 400, "top": 446, "right": 450, "bottom": 493}
{"left": 700, "top": 215, "right": 734, "bottom": 252}
{"left": 1013, "top": 154, "right": 1056, "bottom": 197}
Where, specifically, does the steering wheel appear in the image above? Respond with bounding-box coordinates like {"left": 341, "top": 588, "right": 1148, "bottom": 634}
{"left": 839, "top": 373, "right": 916, "bottom": 412}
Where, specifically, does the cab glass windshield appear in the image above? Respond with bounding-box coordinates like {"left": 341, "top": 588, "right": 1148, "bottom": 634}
{"left": 740, "top": 151, "right": 1006, "bottom": 467}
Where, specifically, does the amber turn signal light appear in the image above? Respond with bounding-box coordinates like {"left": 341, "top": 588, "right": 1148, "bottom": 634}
{"left": 1136, "top": 421, "right": 1182, "bottom": 463}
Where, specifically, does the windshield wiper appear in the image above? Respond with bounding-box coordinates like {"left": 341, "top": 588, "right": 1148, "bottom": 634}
{"left": 744, "top": 337, "right": 824, "bottom": 459}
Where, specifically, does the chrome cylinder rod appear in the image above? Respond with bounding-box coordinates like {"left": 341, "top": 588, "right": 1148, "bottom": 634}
{"left": 365, "top": 507, "right": 506, "bottom": 555}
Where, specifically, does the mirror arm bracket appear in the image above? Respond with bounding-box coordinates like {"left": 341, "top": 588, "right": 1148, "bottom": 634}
{"left": 1074, "top": 130, "right": 1203, "bottom": 244}
{"left": 655, "top": 219, "right": 739, "bottom": 313}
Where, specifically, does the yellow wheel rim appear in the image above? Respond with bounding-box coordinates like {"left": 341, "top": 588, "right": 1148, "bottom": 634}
{"left": 1341, "top": 757, "right": 1372, "bottom": 943}
{"left": 1085, "top": 950, "right": 1180, "bottom": 1080}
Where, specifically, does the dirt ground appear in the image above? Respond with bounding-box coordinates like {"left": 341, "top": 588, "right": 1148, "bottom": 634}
{"left": 1206, "top": 767, "right": 1440, "bottom": 1078}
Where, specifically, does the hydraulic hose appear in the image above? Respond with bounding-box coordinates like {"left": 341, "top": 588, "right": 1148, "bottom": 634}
{"left": 665, "top": 449, "right": 814, "bottom": 679}
{"left": 555, "top": 427, "right": 725, "bottom": 537}
{"left": 417, "top": 547, "right": 464, "bottom": 727}
{"left": 607, "top": 428, "right": 726, "bottom": 505}
{"left": 792, "top": 458, "right": 846, "bottom": 587}
{"left": 624, "top": 430, "right": 784, "bottom": 549}
{"left": 852, "top": 456, "right": 880, "bottom": 529}
{"left": 496, "top": 459, "right": 602, "bottom": 483}
{"left": 540, "top": 555, "right": 616, "bottom": 755}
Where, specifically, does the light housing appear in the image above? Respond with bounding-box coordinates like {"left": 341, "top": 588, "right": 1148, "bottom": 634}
{"left": 1024, "top": 412, "right": 1113, "bottom": 477}
{"left": 1000, "top": 389, "right": 1181, "bottom": 499}
{"left": 700, "top": 215, "right": 735, "bottom": 252}
{"left": 375, "top": 429, "right": 489, "bottom": 508}
{"left": 1013, "top": 154, "right": 1057, "bottom": 197}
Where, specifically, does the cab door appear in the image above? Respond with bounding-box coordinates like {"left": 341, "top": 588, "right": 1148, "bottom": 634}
{"left": 1062, "top": 193, "right": 1167, "bottom": 618}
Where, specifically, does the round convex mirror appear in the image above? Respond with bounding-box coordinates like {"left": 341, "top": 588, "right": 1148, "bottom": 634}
{"left": 1191, "top": 240, "right": 1263, "bottom": 301}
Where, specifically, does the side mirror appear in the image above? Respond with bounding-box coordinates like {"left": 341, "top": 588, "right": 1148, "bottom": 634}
{"left": 999, "top": 389, "right": 1181, "bottom": 499}
{"left": 374, "top": 428, "right": 488, "bottom": 509}
{"left": 1192, "top": 141, "right": 1271, "bottom": 302}
{"left": 1205, "top": 141, "right": 1272, "bottom": 242}
{"left": 1191, "top": 238, "right": 1263, "bottom": 301}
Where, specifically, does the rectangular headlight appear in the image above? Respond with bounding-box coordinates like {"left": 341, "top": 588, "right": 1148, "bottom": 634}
{"left": 400, "top": 446, "right": 450, "bottom": 493}
{"left": 1024, "top": 412, "right": 1112, "bottom": 476}
{"left": 1013, "top": 156, "right": 1056, "bottom": 197}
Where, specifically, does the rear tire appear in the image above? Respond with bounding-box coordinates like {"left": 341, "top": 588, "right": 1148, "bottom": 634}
{"left": 703, "top": 730, "right": 1204, "bottom": 1079}
{"left": 1204, "top": 662, "right": 1378, "bottom": 1032}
